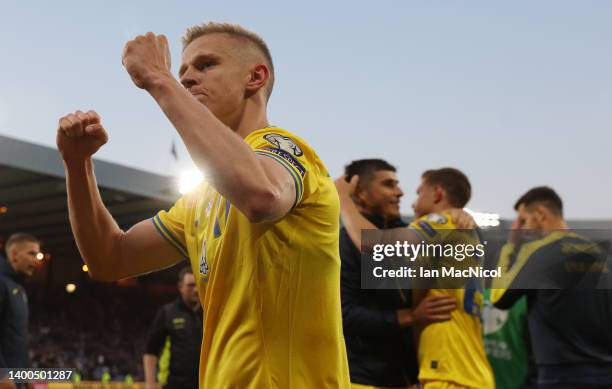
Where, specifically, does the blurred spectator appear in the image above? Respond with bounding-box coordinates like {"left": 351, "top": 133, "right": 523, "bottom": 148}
{"left": 143, "top": 267, "right": 202, "bottom": 389}
{"left": 1, "top": 233, "right": 41, "bottom": 389}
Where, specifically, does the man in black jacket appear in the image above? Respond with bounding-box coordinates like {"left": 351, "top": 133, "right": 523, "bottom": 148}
{"left": 0, "top": 233, "right": 40, "bottom": 389}
{"left": 143, "top": 267, "right": 202, "bottom": 389}
{"left": 492, "top": 187, "right": 612, "bottom": 388}
{"left": 340, "top": 160, "right": 457, "bottom": 388}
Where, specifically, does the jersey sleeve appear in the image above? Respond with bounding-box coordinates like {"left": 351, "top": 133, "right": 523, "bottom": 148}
{"left": 408, "top": 212, "right": 457, "bottom": 244}
{"left": 152, "top": 196, "right": 189, "bottom": 259}
{"left": 246, "top": 128, "right": 319, "bottom": 209}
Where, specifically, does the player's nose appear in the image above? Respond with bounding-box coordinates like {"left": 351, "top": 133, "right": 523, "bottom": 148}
{"left": 180, "top": 77, "right": 197, "bottom": 89}
{"left": 180, "top": 68, "right": 198, "bottom": 89}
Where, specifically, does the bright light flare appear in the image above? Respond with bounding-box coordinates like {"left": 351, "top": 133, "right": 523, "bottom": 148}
{"left": 66, "top": 284, "right": 77, "bottom": 293}
{"left": 464, "top": 208, "right": 501, "bottom": 228}
{"left": 179, "top": 169, "right": 204, "bottom": 194}
{"left": 36, "top": 253, "right": 44, "bottom": 261}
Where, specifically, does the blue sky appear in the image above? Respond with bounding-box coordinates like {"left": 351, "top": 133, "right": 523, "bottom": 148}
{"left": 1, "top": 1, "right": 611, "bottom": 218}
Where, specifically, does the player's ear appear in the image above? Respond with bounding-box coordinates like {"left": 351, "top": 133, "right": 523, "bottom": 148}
{"left": 353, "top": 184, "right": 367, "bottom": 206}
{"left": 433, "top": 185, "right": 444, "bottom": 204}
{"left": 534, "top": 205, "right": 547, "bottom": 223}
{"left": 245, "top": 64, "right": 269, "bottom": 96}
{"left": 8, "top": 245, "right": 16, "bottom": 258}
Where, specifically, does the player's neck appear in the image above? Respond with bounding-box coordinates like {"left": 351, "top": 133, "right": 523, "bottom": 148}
{"left": 542, "top": 218, "right": 569, "bottom": 232}
{"left": 430, "top": 202, "right": 452, "bottom": 215}
{"left": 6, "top": 257, "right": 18, "bottom": 273}
{"left": 182, "top": 298, "right": 199, "bottom": 311}
{"left": 232, "top": 97, "right": 270, "bottom": 139}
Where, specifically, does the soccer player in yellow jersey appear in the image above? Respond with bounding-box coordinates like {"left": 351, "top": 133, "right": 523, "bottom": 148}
{"left": 56, "top": 22, "right": 350, "bottom": 388}
{"left": 336, "top": 168, "right": 493, "bottom": 389}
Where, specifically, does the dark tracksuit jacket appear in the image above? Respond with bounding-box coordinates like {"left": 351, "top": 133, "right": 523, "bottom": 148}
{"left": 494, "top": 232, "right": 612, "bottom": 388}
{"left": 146, "top": 298, "right": 203, "bottom": 389}
{"left": 0, "top": 254, "right": 30, "bottom": 370}
{"left": 340, "top": 214, "right": 419, "bottom": 387}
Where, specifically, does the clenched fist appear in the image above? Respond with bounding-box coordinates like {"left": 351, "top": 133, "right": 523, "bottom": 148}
{"left": 56, "top": 110, "right": 108, "bottom": 163}
{"left": 122, "top": 32, "right": 172, "bottom": 90}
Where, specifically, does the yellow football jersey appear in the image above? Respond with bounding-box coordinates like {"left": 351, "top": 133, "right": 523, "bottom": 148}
{"left": 153, "top": 127, "right": 350, "bottom": 389}
{"left": 409, "top": 213, "right": 494, "bottom": 389}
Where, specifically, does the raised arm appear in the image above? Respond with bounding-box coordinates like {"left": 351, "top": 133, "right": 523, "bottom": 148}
{"left": 334, "top": 176, "right": 377, "bottom": 249}
{"left": 335, "top": 175, "right": 423, "bottom": 250}
{"left": 121, "top": 33, "right": 295, "bottom": 223}
{"left": 57, "top": 111, "right": 184, "bottom": 282}
{"left": 491, "top": 219, "right": 530, "bottom": 309}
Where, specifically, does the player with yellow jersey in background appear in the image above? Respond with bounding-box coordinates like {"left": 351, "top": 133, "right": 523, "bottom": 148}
{"left": 409, "top": 214, "right": 492, "bottom": 389}
{"left": 336, "top": 168, "right": 493, "bottom": 389}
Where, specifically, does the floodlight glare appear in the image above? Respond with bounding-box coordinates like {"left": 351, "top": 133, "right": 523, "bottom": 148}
{"left": 464, "top": 208, "right": 501, "bottom": 228}
{"left": 179, "top": 169, "right": 204, "bottom": 194}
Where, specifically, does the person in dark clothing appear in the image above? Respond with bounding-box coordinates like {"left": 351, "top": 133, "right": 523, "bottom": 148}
{"left": 0, "top": 233, "right": 40, "bottom": 389}
{"left": 492, "top": 186, "right": 612, "bottom": 389}
{"left": 144, "top": 267, "right": 202, "bottom": 389}
{"left": 340, "top": 159, "right": 457, "bottom": 388}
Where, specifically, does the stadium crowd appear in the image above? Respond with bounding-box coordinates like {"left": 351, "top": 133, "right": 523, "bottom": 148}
{"left": 27, "top": 285, "right": 171, "bottom": 382}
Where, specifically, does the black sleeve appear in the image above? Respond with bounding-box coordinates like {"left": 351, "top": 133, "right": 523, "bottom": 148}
{"left": 493, "top": 289, "right": 527, "bottom": 310}
{"left": 491, "top": 239, "right": 556, "bottom": 309}
{"left": 491, "top": 242, "right": 528, "bottom": 309}
{"left": 145, "top": 307, "right": 168, "bottom": 355}
{"left": 340, "top": 230, "right": 400, "bottom": 336}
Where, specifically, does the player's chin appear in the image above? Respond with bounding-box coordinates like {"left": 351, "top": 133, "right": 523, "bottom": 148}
{"left": 386, "top": 205, "right": 401, "bottom": 220}
{"left": 192, "top": 94, "right": 209, "bottom": 105}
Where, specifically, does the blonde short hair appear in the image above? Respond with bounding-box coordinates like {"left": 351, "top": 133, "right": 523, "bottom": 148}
{"left": 183, "top": 22, "right": 275, "bottom": 100}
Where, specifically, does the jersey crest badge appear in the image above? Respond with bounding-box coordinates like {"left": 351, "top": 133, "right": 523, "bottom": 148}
{"left": 264, "top": 133, "right": 303, "bottom": 157}
{"left": 427, "top": 213, "right": 448, "bottom": 225}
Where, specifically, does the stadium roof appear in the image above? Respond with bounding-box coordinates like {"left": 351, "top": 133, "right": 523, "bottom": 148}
{"left": 0, "top": 134, "right": 182, "bottom": 285}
